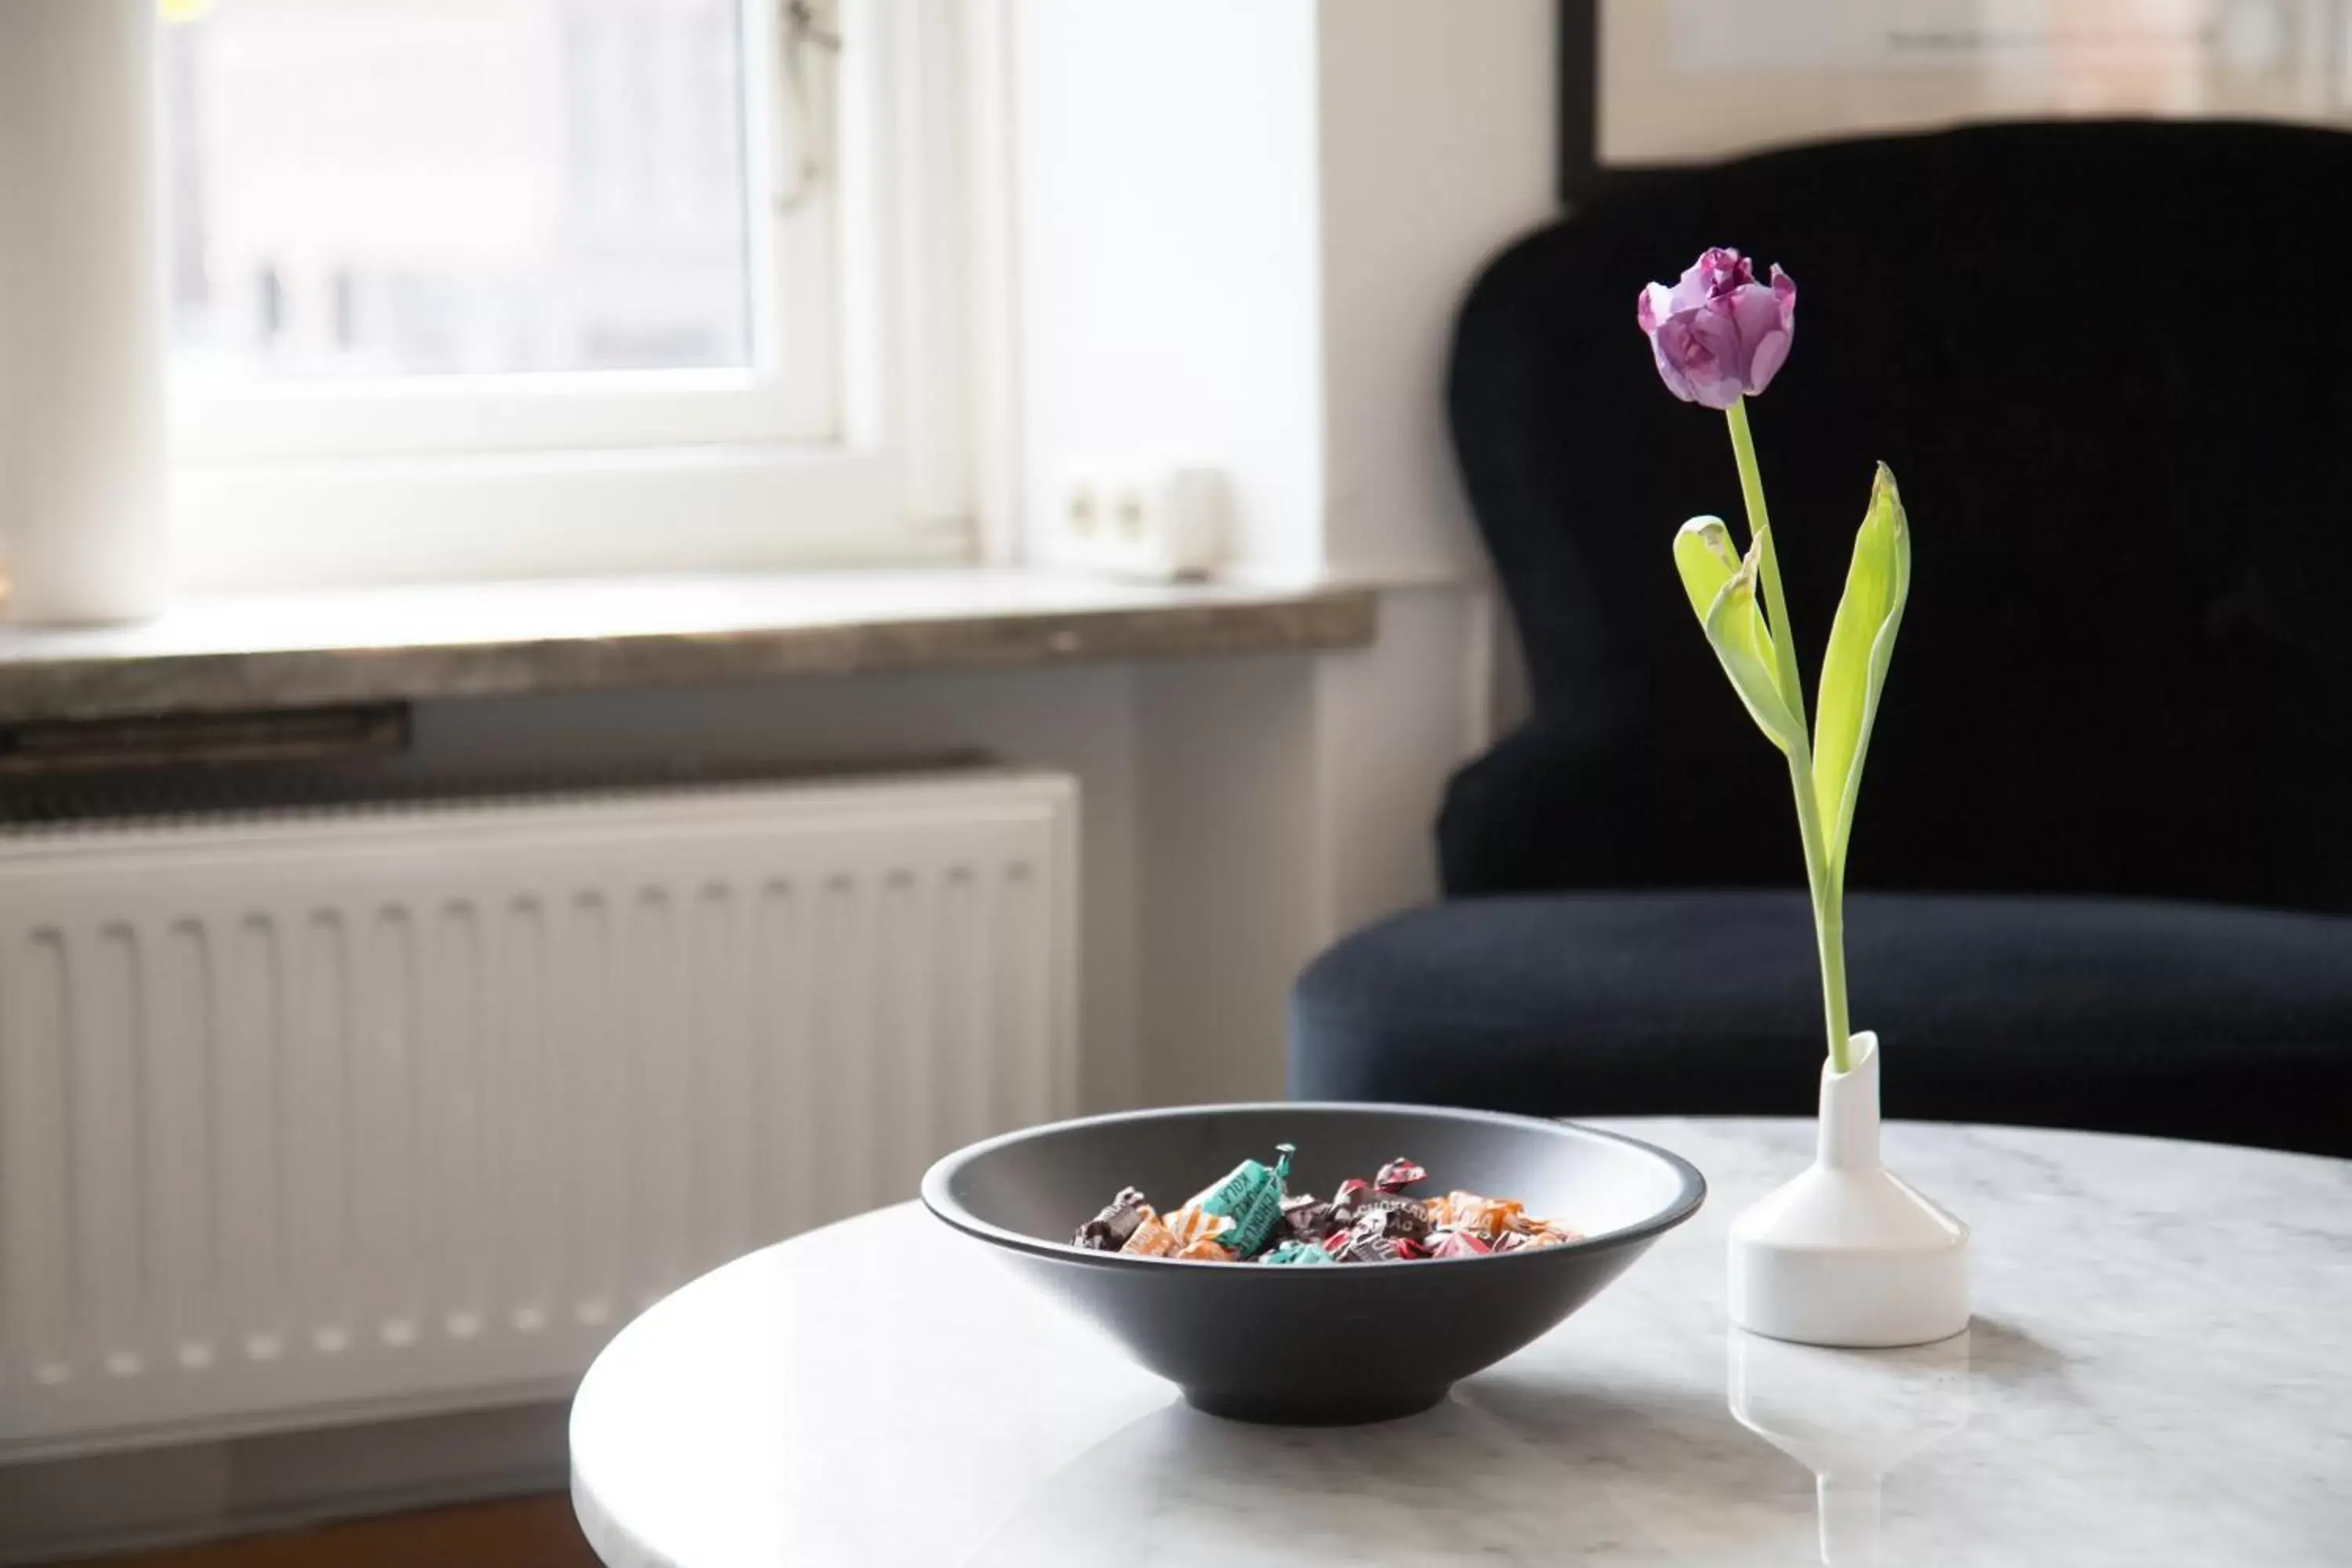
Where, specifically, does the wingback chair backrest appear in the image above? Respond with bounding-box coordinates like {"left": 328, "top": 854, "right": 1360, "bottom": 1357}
{"left": 1443, "top": 120, "right": 2352, "bottom": 913}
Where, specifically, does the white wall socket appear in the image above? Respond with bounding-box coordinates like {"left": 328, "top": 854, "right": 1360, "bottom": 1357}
{"left": 1045, "top": 463, "right": 1228, "bottom": 581}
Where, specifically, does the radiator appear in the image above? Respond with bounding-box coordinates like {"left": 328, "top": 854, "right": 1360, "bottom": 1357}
{"left": 0, "top": 769, "right": 1077, "bottom": 1461}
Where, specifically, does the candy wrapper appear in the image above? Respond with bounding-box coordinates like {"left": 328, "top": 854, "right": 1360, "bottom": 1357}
{"left": 1074, "top": 1186, "right": 1151, "bottom": 1251}
{"left": 1077, "top": 1150, "right": 1573, "bottom": 1266}
{"left": 1118, "top": 1207, "right": 1179, "bottom": 1258}
{"left": 1425, "top": 1190, "right": 1526, "bottom": 1243}
{"left": 1334, "top": 1227, "right": 1431, "bottom": 1265}
{"left": 1183, "top": 1144, "right": 1295, "bottom": 1258}
{"left": 1259, "top": 1240, "right": 1337, "bottom": 1266}
{"left": 1348, "top": 1199, "right": 1432, "bottom": 1246}
{"left": 1163, "top": 1204, "right": 1236, "bottom": 1249}
{"left": 1496, "top": 1221, "right": 1581, "bottom": 1252}
{"left": 1278, "top": 1192, "right": 1340, "bottom": 1243}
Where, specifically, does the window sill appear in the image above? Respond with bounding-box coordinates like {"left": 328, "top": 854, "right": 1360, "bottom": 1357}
{"left": 0, "top": 569, "right": 1379, "bottom": 724}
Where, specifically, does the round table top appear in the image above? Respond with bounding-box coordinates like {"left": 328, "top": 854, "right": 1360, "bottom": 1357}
{"left": 568, "top": 1117, "right": 2352, "bottom": 1566}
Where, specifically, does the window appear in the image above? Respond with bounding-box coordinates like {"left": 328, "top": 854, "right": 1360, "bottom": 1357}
{"left": 163, "top": 0, "right": 976, "bottom": 591}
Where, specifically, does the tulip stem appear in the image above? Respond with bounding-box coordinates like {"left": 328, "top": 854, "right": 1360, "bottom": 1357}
{"left": 1726, "top": 397, "right": 1852, "bottom": 1076}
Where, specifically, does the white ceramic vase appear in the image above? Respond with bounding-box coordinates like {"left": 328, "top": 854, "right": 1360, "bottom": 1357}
{"left": 1728, "top": 1031, "right": 1969, "bottom": 1347}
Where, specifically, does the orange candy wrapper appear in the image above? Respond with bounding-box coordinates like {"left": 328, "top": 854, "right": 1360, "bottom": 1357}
{"left": 1118, "top": 1207, "right": 1179, "bottom": 1257}
{"left": 1424, "top": 1190, "right": 1526, "bottom": 1242}
{"left": 1120, "top": 1203, "right": 1236, "bottom": 1260}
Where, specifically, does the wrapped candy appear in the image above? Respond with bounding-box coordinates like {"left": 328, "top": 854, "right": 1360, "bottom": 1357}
{"left": 1348, "top": 1199, "right": 1432, "bottom": 1246}
{"left": 1278, "top": 1192, "right": 1339, "bottom": 1243}
{"left": 1074, "top": 1186, "right": 1151, "bottom": 1251}
{"left": 1078, "top": 1147, "right": 1574, "bottom": 1265}
{"left": 1497, "top": 1221, "right": 1581, "bottom": 1252}
{"left": 1335, "top": 1229, "right": 1407, "bottom": 1265}
{"left": 1259, "top": 1240, "right": 1337, "bottom": 1266}
{"left": 1183, "top": 1144, "right": 1295, "bottom": 1258}
{"left": 1161, "top": 1204, "right": 1236, "bottom": 1249}
{"left": 1425, "top": 1190, "right": 1526, "bottom": 1243}
{"left": 1119, "top": 1209, "right": 1180, "bottom": 1258}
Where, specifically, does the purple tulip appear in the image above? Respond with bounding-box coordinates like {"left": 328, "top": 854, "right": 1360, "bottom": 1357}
{"left": 1636, "top": 248, "right": 1796, "bottom": 409}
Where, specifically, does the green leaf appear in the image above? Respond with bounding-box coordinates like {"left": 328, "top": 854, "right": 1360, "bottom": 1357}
{"left": 1673, "top": 517, "right": 1742, "bottom": 629}
{"left": 1812, "top": 463, "right": 1911, "bottom": 874}
{"left": 1700, "top": 537, "right": 1802, "bottom": 754}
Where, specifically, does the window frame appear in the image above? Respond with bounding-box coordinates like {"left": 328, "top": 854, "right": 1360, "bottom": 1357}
{"left": 167, "top": 0, "right": 978, "bottom": 593}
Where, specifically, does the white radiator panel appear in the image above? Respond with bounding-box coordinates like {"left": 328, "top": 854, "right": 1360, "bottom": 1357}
{"left": 0, "top": 771, "right": 1076, "bottom": 1460}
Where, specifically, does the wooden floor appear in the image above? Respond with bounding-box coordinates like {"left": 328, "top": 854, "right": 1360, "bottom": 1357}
{"left": 61, "top": 1494, "right": 599, "bottom": 1568}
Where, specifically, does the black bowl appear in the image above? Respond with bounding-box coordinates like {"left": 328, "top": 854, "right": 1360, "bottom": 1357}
{"left": 920, "top": 1102, "right": 1704, "bottom": 1425}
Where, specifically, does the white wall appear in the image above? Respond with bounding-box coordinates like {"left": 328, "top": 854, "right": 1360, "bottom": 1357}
{"left": 1009, "top": 0, "right": 1557, "bottom": 585}
{"left": 1011, "top": 0, "right": 1557, "bottom": 1100}
{"left": 1316, "top": 0, "right": 1559, "bottom": 582}
{"left": 1011, "top": 0, "right": 1327, "bottom": 578}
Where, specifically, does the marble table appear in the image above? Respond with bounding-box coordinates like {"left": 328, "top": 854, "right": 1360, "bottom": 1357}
{"left": 568, "top": 1119, "right": 2352, "bottom": 1566}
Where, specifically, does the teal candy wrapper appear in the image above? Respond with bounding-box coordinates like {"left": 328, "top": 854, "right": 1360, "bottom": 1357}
{"left": 1259, "top": 1240, "right": 1336, "bottom": 1266}
{"left": 1184, "top": 1143, "right": 1295, "bottom": 1258}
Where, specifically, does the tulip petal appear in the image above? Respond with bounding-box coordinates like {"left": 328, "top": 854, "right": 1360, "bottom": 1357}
{"left": 1637, "top": 281, "right": 1671, "bottom": 337}
{"left": 1746, "top": 325, "right": 1791, "bottom": 395}
{"left": 1729, "top": 284, "right": 1793, "bottom": 394}
{"left": 1647, "top": 316, "right": 1700, "bottom": 403}
{"left": 1668, "top": 256, "right": 1715, "bottom": 314}
{"left": 1812, "top": 464, "right": 1911, "bottom": 874}
{"left": 1674, "top": 307, "right": 1748, "bottom": 410}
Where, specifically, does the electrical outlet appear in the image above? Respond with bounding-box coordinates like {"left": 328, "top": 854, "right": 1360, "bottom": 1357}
{"left": 1046, "top": 462, "right": 1227, "bottom": 581}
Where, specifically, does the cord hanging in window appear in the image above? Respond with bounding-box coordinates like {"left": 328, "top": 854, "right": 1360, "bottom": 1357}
{"left": 775, "top": 0, "right": 841, "bottom": 213}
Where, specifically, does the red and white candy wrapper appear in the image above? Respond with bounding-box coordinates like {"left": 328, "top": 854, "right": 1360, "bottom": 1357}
{"left": 1373, "top": 1157, "right": 1427, "bottom": 1194}
{"left": 1428, "top": 1229, "right": 1493, "bottom": 1260}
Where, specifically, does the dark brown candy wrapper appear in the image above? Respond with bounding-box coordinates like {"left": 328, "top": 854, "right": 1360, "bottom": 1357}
{"left": 1352, "top": 1195, "right": 1432, "bottom": 1243}
{"left": 1279, "top": 1192, "right": 1339, "bottom": 1242}
{"left": 1336, "top": 1229, "right": 1406, "bottom": 1265}
{"left": 1074, "top": 1186, "right": 1150, "bottom": 1251}
{"left": 1373, "top": 1156, "right": 1427, "bottom": 1194}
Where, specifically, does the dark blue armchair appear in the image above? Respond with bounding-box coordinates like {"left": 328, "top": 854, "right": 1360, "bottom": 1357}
{"left": 1289, "top": 121, "right": 2352, "bottom": 1157}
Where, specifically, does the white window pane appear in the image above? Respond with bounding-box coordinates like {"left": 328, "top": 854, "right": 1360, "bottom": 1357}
{"left": 165, "top": 0, "right": 751, "bottom": 383}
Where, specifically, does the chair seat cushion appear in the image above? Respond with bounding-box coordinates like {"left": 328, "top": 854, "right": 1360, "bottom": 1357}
{"left": 1288, "top": 891, "right": 2352, "bottom": 1156}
